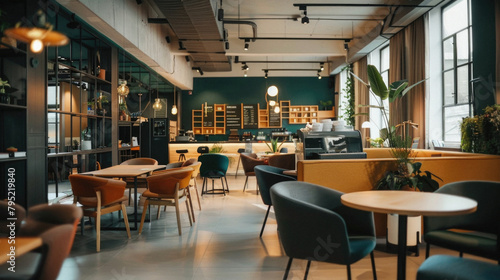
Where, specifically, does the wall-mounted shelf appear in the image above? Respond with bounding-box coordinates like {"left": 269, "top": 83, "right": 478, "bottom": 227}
{"left": 289, "top": 105, "right": 319, "bottom": 124}
{"left": 191, "top": 104, "right": 226, "bottom": 135}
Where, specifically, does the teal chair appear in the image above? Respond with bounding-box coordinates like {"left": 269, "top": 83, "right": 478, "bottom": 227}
{"left": 417, "top": 255, "right": 500, "bottom": 280}
{"left": 270, "top": 181, "right": 377, "bottom": 280}
{"left": 424, "top": 181, "right": 500, "bottom": 263}
{"left": 198, "top": 153, "right": 229, "bottom": 195}
{"left": 254, "top": 165, "right": 296, "bottom": 237}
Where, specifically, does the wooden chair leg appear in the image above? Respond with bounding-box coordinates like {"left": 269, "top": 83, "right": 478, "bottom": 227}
{"left": 157, "top": 205, "right": 161, "bottom": 219}
{"left": 138, "top": 199, "right": 149, "bottom": 234}
{"left": 121, "top": 204, "right": 131, "bottom": 239}
{"left": 96, "top": 209, "right": 101, "bottom": 252}
{"left": 194, "top": 180, "right": 202, "bottom": 210}
{"left": 187, "top": 187, "right": 196, "bottom": 222}
{"left": 175, "top": 197, "right": 182, "bottom": 235}
{"left": 243, "top": 176, "right": 249, "bottom": 192}
{"left": 185, "top": 199, "right": 193, "bottom": 226}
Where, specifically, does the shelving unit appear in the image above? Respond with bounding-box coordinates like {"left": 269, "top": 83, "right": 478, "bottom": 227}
{"left": 258, "top": 107, "right": 269, "bottom": 128}
{"left": 289, "top": 105, "right": 320, "bottom": 124}
{"left": 191, "top": 104, "right": 226, "bottom": 135}
{"left": 280, "top": 100, "right": 290, "bottom": 119}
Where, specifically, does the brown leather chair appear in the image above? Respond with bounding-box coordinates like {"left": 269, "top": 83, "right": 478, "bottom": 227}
{"left": 120, "top": 157, "right": 158, "bottom": 204}
{"left": 139, "top": 168, "right": 194, "bottom": 235}
{"left": 268, "top": 153, "right": 296, "bottom": 170}
{"left": 240, "top": 153, "right": 268, "bottom": 194}
{"left": 0, "top": 203, "right": 82, "bottom": 280}
{"left": 69, "top": 174, "right": 131, "bottom": 252}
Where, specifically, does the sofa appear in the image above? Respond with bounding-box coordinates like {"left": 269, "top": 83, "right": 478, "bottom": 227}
{"left": 296, "top": 148, "right": 500, "bottom": 235}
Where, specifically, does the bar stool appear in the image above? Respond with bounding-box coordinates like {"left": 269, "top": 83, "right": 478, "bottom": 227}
{"left": 235, "top": 148, "right": 246, "bottom": 178}
{"left": 197, "top": 146, "right": 209, "bottom": 155}
{"left": 176, "top": 149, "right": 188, "bottom": 161}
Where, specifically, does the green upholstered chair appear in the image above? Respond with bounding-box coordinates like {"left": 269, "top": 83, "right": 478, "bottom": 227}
{"left": 270, "top": 181, "right": 377, "bottom": 280}
{"left": 417, "top": 255, "right": 500, "bottom": 280}
{"left": 424, "top": 181, "right": 500, "bottom": 263}
{"left": 198, "top": 153, "right": 229, "bottom": 195}
{"left": 254, "top": 165, "right": 296, "bottom": 238}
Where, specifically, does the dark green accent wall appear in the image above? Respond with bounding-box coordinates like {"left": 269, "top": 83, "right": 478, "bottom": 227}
{"left": 471, "top": 0, "right": 497, "bottom": 115}
{"left": 181, "top": 77, "right": 334, "bottom": 141}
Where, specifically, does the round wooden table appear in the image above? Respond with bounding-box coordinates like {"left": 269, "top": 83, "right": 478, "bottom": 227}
{"left": 341, "top": 190, "right": 477, "bottom": 280}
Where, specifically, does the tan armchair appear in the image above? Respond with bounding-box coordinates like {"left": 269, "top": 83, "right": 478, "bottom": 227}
{"left": 240, "top": 153, "right": 268, "bottom": 193}
{"left": 139, "top": 168, "right": 194, "bottom": 235}
{"left": 69, "top": 174, "right": 131, "bottom": 252}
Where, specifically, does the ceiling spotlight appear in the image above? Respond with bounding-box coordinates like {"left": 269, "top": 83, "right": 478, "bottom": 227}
{"left": 244, "top": 39, "right": 249, "bottom": 51}
{"left": 225, "top": 41, "right": 230, "bottom": 50}
{"left": 165, "top": 36, "right": 171, "bottom": 43}
{"left": 264, "top": 70, "right": 268, "bottom": 79}
{"left": 317, "top": 71, "right": 322, "bottom": 79}
{"left": 320, "top": 63, "right": 324, "bottom": 71}
{"left": 301, "top": 11, "right": 309, "bottom": 24}
{"left": 344, "top": 40, "right": 349, "bottom": 50}
{"left": 244, "top": 71, "right": 248, "bottom": 77}
{"left": 192, "top": 67, "right": 203, "bottom": 75}
{"left": 242, "top": 63, "right": 249, "bottom": 71}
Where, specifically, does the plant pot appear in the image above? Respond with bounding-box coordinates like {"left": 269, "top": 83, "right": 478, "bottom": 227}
{"left": 387, "top": 213, "right": 421, "bottom": 246}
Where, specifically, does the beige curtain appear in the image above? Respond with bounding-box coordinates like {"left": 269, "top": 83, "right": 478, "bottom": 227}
{"left": 389, "top": 16, "right": 426, "bottom": 147}
{"left": 353, "top": 57, "right": 369, "bottom": 132}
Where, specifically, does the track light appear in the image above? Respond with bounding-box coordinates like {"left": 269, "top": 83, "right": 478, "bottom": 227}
{"left": 192, "top": 67, "right": 204, "bottom": 76}
{"left": 317, "top": 70, "right": 322, "bottom": 79}
{"left": 320, "top": 63, "right": 324, "bottom": 71}
{"left": 302, "top": 11, "right": 309, "bottom": 24}
{"left": 185, "top": 56, "right": 190, "bottom": 62}
{"left": 179, "top": 41, "right": 186, "bottom": 50}
{"left": 241, "top": 63, "right": 249, "bottom": 71}
{"left": 225, "top": 41, "right": 230, "bottom": 50}
{"left": 264, "top": 70, "right": 268, "bottom": 79}
{"left": 244, "top": 71, "right": 248, "bottom": 77}
{"left": 165, "top": 36, "right": 170, "bottom": 43}
{"left": 344, "top": 40, "right": 349, "bottom": 50}
{"left": 244, "top": 39, "right": 249, "bottom": 51}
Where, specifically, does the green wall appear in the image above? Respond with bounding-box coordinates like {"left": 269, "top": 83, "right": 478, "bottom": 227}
{"left": 471, "top": 0, "right": 497, "bottom": 115}
{"left": 181, "top": 77, "right": 335, "bottom": 141}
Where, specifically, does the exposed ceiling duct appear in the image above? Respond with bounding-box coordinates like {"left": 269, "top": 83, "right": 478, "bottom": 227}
{"left": 152, "top": 0, "right": 232, "bottom": 72}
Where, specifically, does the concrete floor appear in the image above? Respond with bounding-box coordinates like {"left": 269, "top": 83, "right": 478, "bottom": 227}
{"left": 51, "top": 175, "right": 494, "bottom": 280}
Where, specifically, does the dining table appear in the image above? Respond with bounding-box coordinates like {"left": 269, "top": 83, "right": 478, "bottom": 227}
{"left": 83, "top": 164, "right": 166, "bottom": 229}
{"left": 341, "top": 190, "right": 477, "bottom": 280}
{"left": 0, "top": 237, "right": 43, "bottom": 263}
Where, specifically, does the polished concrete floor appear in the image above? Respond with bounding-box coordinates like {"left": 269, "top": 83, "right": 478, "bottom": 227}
{"left": 52, "top": 175, "right": 494, "bottom": 280}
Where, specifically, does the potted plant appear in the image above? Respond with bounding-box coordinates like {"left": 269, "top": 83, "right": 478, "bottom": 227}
{"left": 0, "top": 77, "right": 10, "bottom": 103}
{"left": 265, "top": 138, "right": 285, "bottom": 154}
{"left": 319, "top": 100, "right": 333, "bottom": 110}
{"left": 352, "top": 65, "right": 439, "bottom": 249}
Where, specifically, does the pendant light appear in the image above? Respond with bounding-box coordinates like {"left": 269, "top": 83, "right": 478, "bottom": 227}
{"left": 171, "top": 85, "right": 178, "bottom": 115}
{"left": 117, "top": 50, "right": 129, "bottom": 96}
{"left": 4, "top": 10, "right": 69, "bottom": 53}
{"left": 153, "top": 75, "right": 162, "bottom": 111}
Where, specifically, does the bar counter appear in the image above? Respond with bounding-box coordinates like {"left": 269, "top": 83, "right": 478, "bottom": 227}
{"left": 169, "top": 141, "right": 296, "bottom": 175}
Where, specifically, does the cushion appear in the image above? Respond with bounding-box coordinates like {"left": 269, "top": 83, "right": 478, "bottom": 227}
{"left": 182, "top": 158, "right": 197, "bottom": 167}
{"left": 417, "top": 255, "right": 500, "bottom": 280}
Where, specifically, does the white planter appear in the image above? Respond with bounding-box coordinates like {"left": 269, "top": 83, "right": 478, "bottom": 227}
{"left": 387, "top": 214, "right": 421, "bottom": 246}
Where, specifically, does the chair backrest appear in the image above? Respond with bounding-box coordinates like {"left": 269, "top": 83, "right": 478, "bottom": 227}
{"left": 198, "top": 153, "right": 229, "bottom": 177}
{"left": 270, "top": 181, "right": 375, "bottom": 263}
{"left": 0, "top": 200, "right": 25, "bottom": 237}
{"left": 69, "top": 174, "right": 126, "bottom": 206}
{"left": 120, "top": 157, "right": 158, "bottom": 165}
{"left": 279, "top": 147, "right": 288, "bottom": 153}
{"left": 268, "top": 153, "right": 295, "bottom": 170}
{"left": 240, "top": 153, "right": 267, "bottom": 174}
{"left": 189, "top": 161, "right": 202, "bottom": 178}
{"left": 37, "top": 224, "right": 77, "bottom": 280}
{"left": 255, "top": 165, "right": 296, "bottom": 206}
{"left": 146, "top": 168, "right": 193, "bottom": 195}
{"left": 197, "top": 146, "right": 209, "bottom": 154}
{"left": 19, "top": 204, "right": 83, "bottom": 237}
{"left": 424, "top": 181, "right": 500, "bottom": 234}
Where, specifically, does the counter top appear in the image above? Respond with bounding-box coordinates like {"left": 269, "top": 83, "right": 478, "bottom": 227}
{"left": 170, "top": 140, "right": 294, "bottom": 144}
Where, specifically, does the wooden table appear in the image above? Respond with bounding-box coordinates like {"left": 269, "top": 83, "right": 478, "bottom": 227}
{"left": 282, "top": 170, "right": 297, "bottom": 177}
{"left": 341, "top": 191, "right": 477, "bottom": 280}
{"left": 84, "top": 164, "right": 166, "bottom": 229}
{"left": 0, "top": 237, "right": 43, "bottom": 263}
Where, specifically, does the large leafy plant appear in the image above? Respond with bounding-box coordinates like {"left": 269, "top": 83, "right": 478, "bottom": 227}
{"left": 265, "top": 138, "right": 284, "bottom": 153}
{"left": 352, "top": 65, "right": 440, "bottom": 191}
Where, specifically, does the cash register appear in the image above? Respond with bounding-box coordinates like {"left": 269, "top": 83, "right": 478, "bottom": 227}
{"left": 298, "top": 130, "right": 366, "bottom": 159}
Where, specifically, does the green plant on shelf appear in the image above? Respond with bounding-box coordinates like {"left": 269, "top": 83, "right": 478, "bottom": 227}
{"left": 319, "top": 100, "right": 333, "bottom": 110}
{"left": 0, "top": 77, "right": 10, "bottom": 94}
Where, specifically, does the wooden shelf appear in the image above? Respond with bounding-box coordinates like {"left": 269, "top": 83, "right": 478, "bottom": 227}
{"left": 191, "top": 104, "right": 226, "bottom": 135}
{"left": 289, "top": 105, "right": 319, "bottom": 124}
{"left": 258, "top": 108, "right": 269, "bottom": 128}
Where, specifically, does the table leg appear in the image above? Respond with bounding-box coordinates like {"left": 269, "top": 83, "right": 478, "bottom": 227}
{"left": 133, "top": 176, "right": 138, "bottom": 229}
{"left": 397, "top": 214, "right": 408, "bottom": 280}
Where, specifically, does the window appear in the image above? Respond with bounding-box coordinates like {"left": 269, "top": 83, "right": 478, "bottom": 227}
{"left": 442, "top": 0, "right": 472, "bottom": 141}
{"left": 379, "top": 46, "right": 390, "bottom": 131}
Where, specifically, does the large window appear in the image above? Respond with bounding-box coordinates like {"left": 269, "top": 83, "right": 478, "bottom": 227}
{"left": 442, "top": 0, "right": 472, "bottom": 141}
